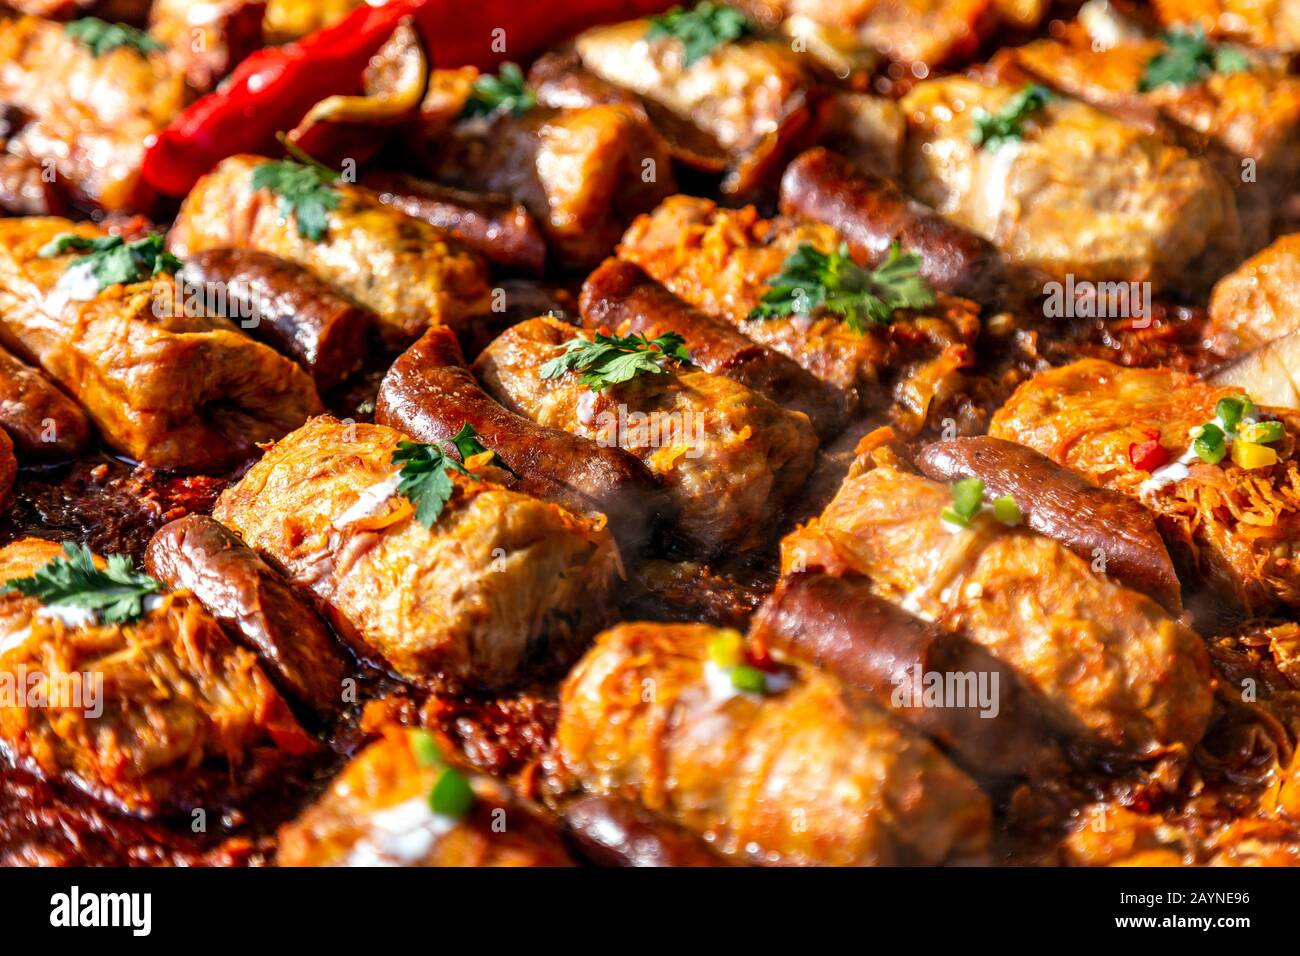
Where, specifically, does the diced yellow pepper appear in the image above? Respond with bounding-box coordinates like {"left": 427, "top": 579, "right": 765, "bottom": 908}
{"left": 708, "top": 631, "right": 744, "bottom": 668}
{"left": 1231, "top": 441, "right": 1279, "bottom": 470}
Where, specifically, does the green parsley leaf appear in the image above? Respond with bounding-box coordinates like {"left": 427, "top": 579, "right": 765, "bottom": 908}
{"left": 749, "top": 241, "right": 935, "bottom": 333}
{"left": 4, "top": 542, "right": 163, "bottom": 625}
{"left": 646, "top": 2, "right": 754, "bottom": 67}
{"left": 38, "top": 232, "right": 181, "bottom": 292}
{"left": 65, "top": 17, "right": 164, "bottom": 57}
{"left": 460, "top": 63, "right": 536, "bottom": 119}
{"left": 970, "top": 84, "right": 1053, "bottom": 151}
{"left": 391, "top": 441, "right": 471, "bottom": 528}
{"left": 448, "top": 422, "right": 520, "bottom": 479}
{"left": 1138, "top": 27, "right": 1250, "bottom": 92}
{"left": 540, "top": 331, "right": 690, "bottom": 391}
{"left": 251, "top": 138, "right": 340, "bottom": 241}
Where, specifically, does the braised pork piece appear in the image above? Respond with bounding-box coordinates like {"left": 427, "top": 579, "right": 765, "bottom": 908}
{"left": 3, "top": 0, "right": 1300, "bottom": 870}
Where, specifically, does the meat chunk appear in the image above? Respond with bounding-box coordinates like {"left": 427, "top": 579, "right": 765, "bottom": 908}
{"left": 0, "top": 154, "right": 66, "bottom": 217}
{"left": 899, "top": 76, "right": 1242, "bottom": 293}
{"left": 144, "top": 515, "right": 350, "bottom": 713}
{"left": 212, "top": 416, "right": 621, "bottom": 689}
{"left": 782, "top": 454, "right": 1214, "bottom": 758}
{"left": 148, "top": 0, "right": 267, "bottom": 90}
{"left": 0, "top": 430, "right": 14, "bottom": 507}
{"left": 375, "top": 326, "right": 666, "bottom": 557}
{"left": 0, "top": 218, "right": 322, "bottom": 471}
{"left": 555, "top": 621, "right": 992, "bottom": 865}
{"left": 1152, "top": 0, "right": 1300, "bottom": 53}
{"left": 915, "top": 436, "right": 1182, "bottom": 614}
{"left": 1206, "top": 233, "right": 1300, "bottom": 357}
{"left": 618, "top": 195, "right": 980, "bottom": 430}
{"left": 990, "top": 358, "right": 1300, "bottom": 615}
{"left": 168, "top": 154, "right": 492, "bottom": 347}
{"left": 0, "top": 15, "right": 187, "bottom": 211}
{"left": 418, "top": 72, "right": 675, "bottom": 269}
{"left": 277, "top": 727, "right": 572, "bottom": 866}
{"left": 473, "top": 316, "right": 818, "bottom": 555}
{"left": 0, "top": 342, "right": 89, "bottom": 460}
{"left": 561, "top": 794, "right": 727, "bottom": 866}
{"left": 580, "top": 257, "right": 854, "bottom": 440}
{"left": 0, "top": 537, "right": 314, "bottom": 817}
{"left": 571, "top": 19, "right": 827, "bottom": 194}
{"left": 178, "top": 248, "right": 373, "bottom": 391}
{"left": 750, "top": 572, "right": 1065, "bottom": 783}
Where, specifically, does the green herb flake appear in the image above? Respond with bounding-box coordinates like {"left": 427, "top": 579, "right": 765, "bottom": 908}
{"left": 391, "top": 441, "right": 470, "bottom": 528}
{"left": 1138, "top": 27, "right": 1250, "bottom": 92}
{"left": 409, "top": 729, "right": 442, "bottom": 768}
{"left": 540, "top": 330, "right": 689, "bottom": 391}
{"left": 4, "top": 542, "right": 163, "bottom": 625}
{"left": 1240, "top": 420, "right": 1285, "bottom": 445}
{"left": 645, "top": 2, "right": 754, "bottom": 67}
{"left": 970, "top": 84, "right": 1053, "bottom": 151}
{"left": 65, "top": 17, "right": 164, "bottom": 57}
{"left": 460, "top": 63, "right": 536, "bottom": 119}
{"left": 251, "top": 137, "right": 341, "bottom": 241}
{"left": 749, "top": 241, "right": 935, "bottom": 333}
{"left": 38, "top": 232, "right": 181, "bottom": 293}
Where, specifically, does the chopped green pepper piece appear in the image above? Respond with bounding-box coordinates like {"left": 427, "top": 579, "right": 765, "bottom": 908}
{"left": 409, "top": 729, "right": 442, "bottom": 768}
{"left": 730, "top": 664, "right": 767, "bottom": 694}
{"left": 1240, "top": 420, "right": 1284, "bottom": 445}
{"left": 1193, "top": 423, "right": 1226, "bottom": 464}
{"left": 1215, "top": 395, "right": 1253, "bottom": 433}
{"left": 950, "top": 477, "right": 985, "bottom": 521}
{"left": 992, "top": 495, "right": 1022, "bottom": 526}
{"left": 429, "top": 766, "right": 475, "bottom": 818}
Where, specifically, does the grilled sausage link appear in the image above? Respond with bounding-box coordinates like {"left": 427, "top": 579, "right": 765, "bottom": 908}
{"left": 375, "top": 325, "right": 666, "bottom": 557}
{"left": 580, "top": 258, "right": 854, "bottom": 440}
{"left": 561, "top": 794, "right": 728, "bottom": 867}
{"left": 179, "top": 248, "right": 373, "bottom": 391}
{"left": 749, "top": 572, "right": 1064, "bottom": 784}
{"left": 555, "top": 621, "right": 993, "bottom": 866}
{"left": 0, "top": 342, "right": 89, "bottom": 460}
{"left": 780, "top": 148, "right": 1003, "bottom": 304}
{"left": 145, "top": 514, "right": 350, "bottom": 714}
{"left": 916, "top": 436, "right": 1182, "bottom": 615}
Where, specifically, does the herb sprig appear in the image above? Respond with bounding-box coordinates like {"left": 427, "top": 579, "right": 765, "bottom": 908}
{"left": 540, "top": 331, "right": 690, "bottom": 391}
{"left": 970, "top": 84, "right": 1053, "bottom": 151}
{"left": 38, "top": 233, "right": 181, "bottom": 292}
{"left": 646, "top": 2, "right": 754, "bottom": 66}
{"left": 251, "top": 136, "right": 341, "bottom": 241}
{"left": 1138, "top": 27, "right": 1250, "bottom": 92}
{"left": 4, "top": 542, "right": 163, "bottom": 626}
{"left": 750, "top": 241, "right": 935, "bottom": 332}
{"left": 460, "top": 62, "right": 536, "bottom": 120}
{"left": 65, "top": 18, "right": 165, "bottom": 58}
{"left": 391, "top": 424, "right": 513, "bottom": 527}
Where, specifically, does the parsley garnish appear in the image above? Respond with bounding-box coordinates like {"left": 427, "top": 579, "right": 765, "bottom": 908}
{"left": 5, "top": 542, "right": 162, "bottom": 625}
{"left": 540, "top": 331, "right": 690, "bottom": 390}
{"left": 65, "top": 17, "right": 165, "bottom": 57}
{"left": 390, "top": 424, "right": 514, "bottom": 527}
{"left": 749, "top": 241, "right": 935, "bottom": 333}
{"left": 1138, "top": 27, "right": 1250, "bottom": 92}
{"left": 646, "top": 2, "right": 754, "bottom": 66}
{"left": 38, "top": 232, "right": 181, "bottom": 292}
{"left": 251, "top": 136, "right": 341, "bottom": 241}
{"left": 970, "top": 84, "right": 1053, "bottom": 151}
{"left": 459, "top": 63, "right": 536, "bottom": 119}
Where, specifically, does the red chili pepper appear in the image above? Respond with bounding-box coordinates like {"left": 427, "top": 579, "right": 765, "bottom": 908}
{"left": 1128, "top": 436, "right": 1169, "bottom": 472}
{"left": 142, "top": 0, "right": 679, "bottom": 197}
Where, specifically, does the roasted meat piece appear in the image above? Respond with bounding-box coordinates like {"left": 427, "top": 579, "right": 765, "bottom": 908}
{"left": 1205, "top": 233, "right": 1300, "bottom": 358}
{"left": 782, "top": 451, "right": 1214, "bottom": 758}
{"left": 0, "top": 15, "right": 187, "bottom": 211}
{"left": 213, "top": 416, "right": 621, "bottom": 688}
{"left": 899, "top": 76, "right": 1241, "bottom": 293}
{"left": 167, "top": 154, "right": 492, "bottom": 347}
{"left": 0, "top": 538, "right": 314, "bottom": 817}
{"left": 277, "top": 727, "right": 573, "bottom": 866}
{"left": 473, "top": 316, "right": 818, "bottom": 555}
{"left": 148, "top": 0, "right": 267, "bottom": 90}
{"left": 0, "top": 218, "right": 322, "bottom": 471}
{"left": 618, "top": 195, "right": 980, "bottom": 429}
{"left": 418, "top": 68, "right": 676, "bottom": 270}
{"left": 554, "top": 621, "right": 993, "bottom": 865}
{"left": 1152, "top": 0, "right": 1300, "bottom": 53}
{"left": 990, "top": 358, "right": 1300, "bottom": 615}
{"left": 0, "top": 342, "right": 89, "bottom": 460}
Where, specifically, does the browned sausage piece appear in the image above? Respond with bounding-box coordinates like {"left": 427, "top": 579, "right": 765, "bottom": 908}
{"left": 374, "top": 325, "right": 667, "bottom": 556}
{"left": 144, "top": 514, "right": 349, "bottom": 714}
{"left": 562, "top": 794, "right": 728, "bottom": 867}
{"left": 0, "top": 343, "right": 89, "bottom": 459}
{"left": 361, "top": 171, "right": 548, "bottom": 276}
{"left": 916, "top": 436, "right": 1182, "bottom": 615}
{"left": 580, "top": 258, "right": 853, "bottom": 441}
{"left": 779, "top": 147, "right": 1003, "bottom": 304}
{"left": 0, "top": 429, "right": 14, "bottom": 507}
{"left": 750, "top": 572, "right": 1064, "bottom": 785}
{"left": 178, "top": 248, "right": 373, "bottom": 391}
